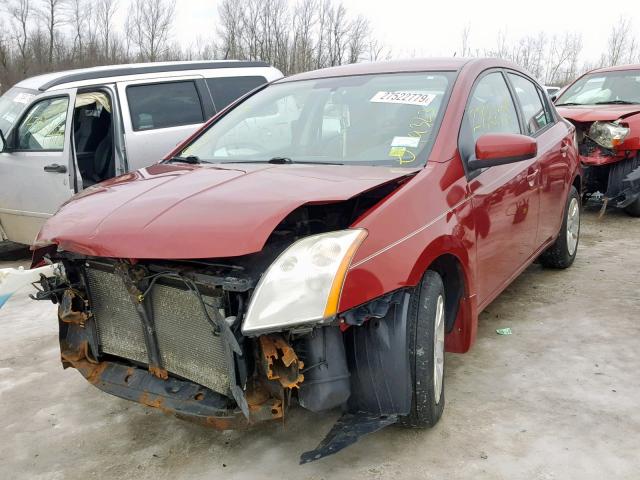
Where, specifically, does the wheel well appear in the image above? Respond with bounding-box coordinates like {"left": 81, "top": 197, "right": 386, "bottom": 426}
{"left": 428, "top": 254, "right": 465, "bottom": 333}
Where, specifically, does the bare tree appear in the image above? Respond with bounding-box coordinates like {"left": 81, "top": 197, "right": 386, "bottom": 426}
{"left": 605, "top": 16, "right": 634, "bottom": 66}
{"left": 347, "top": 15, "right": 369, "bottom": 64}
{"left": 130, "top": 0, "right": 176, "bottom": 62}
{"left": 65, "top": 0, "right": 89, "bottom": 61}
{"left": 216, "top": 0, "right": 244, "bottom": 60}
{"left": 460, "top": 24, "right": 472, "bottom": 57}
{"left": 7, "top": 0, "right": 31, "bottom": 74}
{"left": 291, "top": 0, "right": 317, "bottom": 73}
{"left": 544, "top": 32, "right": 582, "bottom": 85}
{"left": 39, "top": 0, "right": 65, "bottom": 66}
{"left": 96, "top": 0, "right": 117, "bottom": 62}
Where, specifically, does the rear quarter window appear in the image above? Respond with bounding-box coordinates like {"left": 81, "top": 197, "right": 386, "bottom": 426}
{"left": 206, "top": 76, "right": 267, "bottom": 111}
{"left": 126, "top": 81, "right": 204, "bottom": 131}
{"left": 508, "top": 73, "right": 552, "bottom": 135}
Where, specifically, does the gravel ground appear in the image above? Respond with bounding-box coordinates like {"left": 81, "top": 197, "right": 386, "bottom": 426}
{"left": 0, "top": 209, "right": 639, "bottom": 480}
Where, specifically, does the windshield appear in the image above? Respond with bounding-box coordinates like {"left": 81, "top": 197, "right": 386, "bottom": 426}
{"left": 557, "top": 69, "right": 640, "bottom": 105}
{"left": 0, "top": 87, "right": 38, "bottom": 134}
{"left": 181, "top": 71, "right": 455, "bottom": 167}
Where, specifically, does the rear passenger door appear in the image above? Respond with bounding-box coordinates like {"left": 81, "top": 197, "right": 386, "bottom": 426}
{"left": 505, "top": 72, "right": 571, "bottom": 246}
{"left": 117, "top": 77, "right": 212, "bottom": 169}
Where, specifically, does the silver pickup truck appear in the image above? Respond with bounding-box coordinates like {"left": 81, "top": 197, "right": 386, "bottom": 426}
{"left": 0, "top": 61, "right": 283, "bottom": 245}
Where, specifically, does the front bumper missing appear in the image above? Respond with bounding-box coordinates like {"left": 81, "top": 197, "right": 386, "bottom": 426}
{"left": 61, "top": 342, "right": 282, "bottom": 429}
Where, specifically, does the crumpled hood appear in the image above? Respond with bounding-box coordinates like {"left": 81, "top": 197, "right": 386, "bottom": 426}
{"left": 557, "top": 104, "right": 640, "bottom": 123}
{"left": 36, "top": 163, "right": 417, "bottom": 259}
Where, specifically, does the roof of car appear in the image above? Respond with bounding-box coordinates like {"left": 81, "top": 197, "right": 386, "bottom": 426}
{"left": 588, "top": 63, "right": 640, "bottom": 74}
{"left": 277, "top": 57, "right": 521, "bottom": 83}
{"left": 16, "top": 60, "right": 271, "bottom": 91}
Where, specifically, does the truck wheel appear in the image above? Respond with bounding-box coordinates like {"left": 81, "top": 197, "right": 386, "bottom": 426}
{"left": 624, "top": 198, "right": 640, "bottom": 217}
{"left": 540, "top": 186, "right": 580, "bottom": 269}
{"left": 399, "top": 270, "right": 445, "bottom": 428}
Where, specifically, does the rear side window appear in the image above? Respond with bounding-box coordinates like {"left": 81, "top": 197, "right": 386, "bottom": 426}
{"left": 126, "top": 81, "right": 204, "bottom": 131}
{"left": 206, "top": 76, "right": 267, "bottom": 111}
{"left": 508, "top": 73, "right": 552, "bottom": 135}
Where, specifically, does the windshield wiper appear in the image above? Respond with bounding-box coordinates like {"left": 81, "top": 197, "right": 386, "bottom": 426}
{"left": 268, "top": 157, "right": 293, "bottom": 164}
{"left": 168, "top": 155, "right": 201, "bottom": 164}
{"left": 219, "top": 158, "right": 344, "bottom": 166}
{"left": 595, "top": 100, "right": 637, "bottom": 105}
{"left": 555, "top": 102, "right": 582, "bottom": 106}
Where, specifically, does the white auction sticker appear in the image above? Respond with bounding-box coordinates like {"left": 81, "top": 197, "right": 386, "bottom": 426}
{"left": 391, "top": 136, "right": 420, "bottom": 148}
{"left": 370, "top": 91, "right": 435, "bottom": 107}
{"left": 13, "top": 92, "right": 35, "bottom": 104}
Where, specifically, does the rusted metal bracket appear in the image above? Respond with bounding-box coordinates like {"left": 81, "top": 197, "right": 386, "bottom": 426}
{"left": 63, "top": 350, "right": 282, "bottom": 429}
{"left": 58, "top": 289, "right": 90, "bottom": 326}
{"left": 259, "top": 335, "right": 304, "bottom": 389}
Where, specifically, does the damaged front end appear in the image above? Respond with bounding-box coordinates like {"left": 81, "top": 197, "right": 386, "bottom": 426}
{"left": 33, "top": 179, "right": 416, "bottom": 463}
{"left": 570, "top": 119, "right": 640, "bottom": 212}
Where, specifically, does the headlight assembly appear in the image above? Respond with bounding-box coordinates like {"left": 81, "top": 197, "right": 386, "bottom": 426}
{"left": 588, "top": 121, "right": 630, "bottom": 149}
{"left": 241, "top": 229, "right": 367, "bottom": 335}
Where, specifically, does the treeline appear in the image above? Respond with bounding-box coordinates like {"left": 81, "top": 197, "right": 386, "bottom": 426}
{"left": 0, "top": 0, "right": 386, "bottom": 93}
{"left": 460, "top": 17, "right": 640, "bottom": 86}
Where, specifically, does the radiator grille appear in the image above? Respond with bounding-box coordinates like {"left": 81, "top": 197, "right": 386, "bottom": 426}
{"left": 86, "top": 267, "right": 231, "bottom": 396}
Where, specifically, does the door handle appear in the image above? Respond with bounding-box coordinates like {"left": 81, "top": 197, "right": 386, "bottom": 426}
{"left": 526, "top": 169, "right": 539, "bottom": 186}
{"left": 44, "top": 163, "right": 67, "bottom": 173}
{"left": 560, "top": 140, "right": 570, "bottom": 157}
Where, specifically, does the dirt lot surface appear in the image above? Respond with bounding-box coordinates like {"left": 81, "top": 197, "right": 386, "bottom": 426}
{"left": 1, "top": 209, "right": 639, "bottom": 480}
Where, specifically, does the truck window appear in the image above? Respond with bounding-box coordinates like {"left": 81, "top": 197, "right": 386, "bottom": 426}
{"left": 206, "top": 76, "right": 267, "bottom": 111}
{"left": 16, "top": 96, "right": 69, "bottom": 151}
{"left": 126, "top": 81, "right": 204, "bottom": 131}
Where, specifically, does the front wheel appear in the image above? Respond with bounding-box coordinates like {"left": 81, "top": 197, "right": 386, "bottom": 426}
{"left": 539, "top": 185, "right": 580, "bottom": 269}
{"left": 400, "top": 270, "right": 446, "bottom": 428}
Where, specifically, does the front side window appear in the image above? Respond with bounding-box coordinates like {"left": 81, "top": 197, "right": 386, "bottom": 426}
{"left": 508, "top": 73, "right": 551, "bottom": 135}
{"left": 556, "top": 69, "right": 640, "bottom": 105}
{"left": 206, "top": 76, "right": 267, "bottom": 111}
{"left": 16, "top": 96, "right": 69, "bottom": 151}
{"left": 126, "top": 81, "right": 204, "bottom": 131}
{"left": 464, "top": 72, "right": 521, "bottom": 143}
{"left": 182, "top": 72, "right": 455, "bottom": 167}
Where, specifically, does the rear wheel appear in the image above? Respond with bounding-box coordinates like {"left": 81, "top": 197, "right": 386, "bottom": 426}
{"left": 624, "top": 197, "right": 640, "bottom": 217}
{"left": 400, "top": 270, "right": 445, "bottom": 428}
{"left": 540, "top": 186, "right": 580, "bottom": 269}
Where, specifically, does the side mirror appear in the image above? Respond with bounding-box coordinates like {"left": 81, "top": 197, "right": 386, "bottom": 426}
{"left": 468, "top": 133, "right": 537, "bottom": 170}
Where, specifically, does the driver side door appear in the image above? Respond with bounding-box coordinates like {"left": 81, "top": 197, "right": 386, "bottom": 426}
{"left": 0, "top": 89, "right": 77, "bottom": 245}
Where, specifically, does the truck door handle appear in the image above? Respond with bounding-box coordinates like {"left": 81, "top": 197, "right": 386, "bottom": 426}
{"left": 560, "top": 140, "right": 570, "bottom": 156}
{"left": 44, "top": 163, "right": 67, "bottom": 173}
{"left": 526, "top": 169, "right": 539, "bottom": 186}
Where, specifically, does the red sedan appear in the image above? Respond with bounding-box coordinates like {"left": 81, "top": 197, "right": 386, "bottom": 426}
{"left": 32, "top": 58, "right": 581, "bottom": 462}
{"left": 555, "top": 64, "right": 640, "bottom": 215}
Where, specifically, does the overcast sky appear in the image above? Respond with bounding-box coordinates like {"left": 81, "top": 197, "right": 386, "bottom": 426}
{"left": 160, "top": 0, "right": 640, "bottom": 60}
{"left": 161, "top": 0, "right": 640, "bottom": 63}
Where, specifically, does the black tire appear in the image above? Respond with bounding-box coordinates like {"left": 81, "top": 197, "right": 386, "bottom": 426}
{"left": 399, "top": 270, "right": 446, "bottom": 428}
{"left": 624, "top": 197, "right": 640, "bottom": 217}
{"left": 539, "top": 185, "right": 580, "bottom": 269}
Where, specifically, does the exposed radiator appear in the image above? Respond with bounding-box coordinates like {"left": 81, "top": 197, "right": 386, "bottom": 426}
{"left": 85, "top": 267, "right": 231, "bottom": 396}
